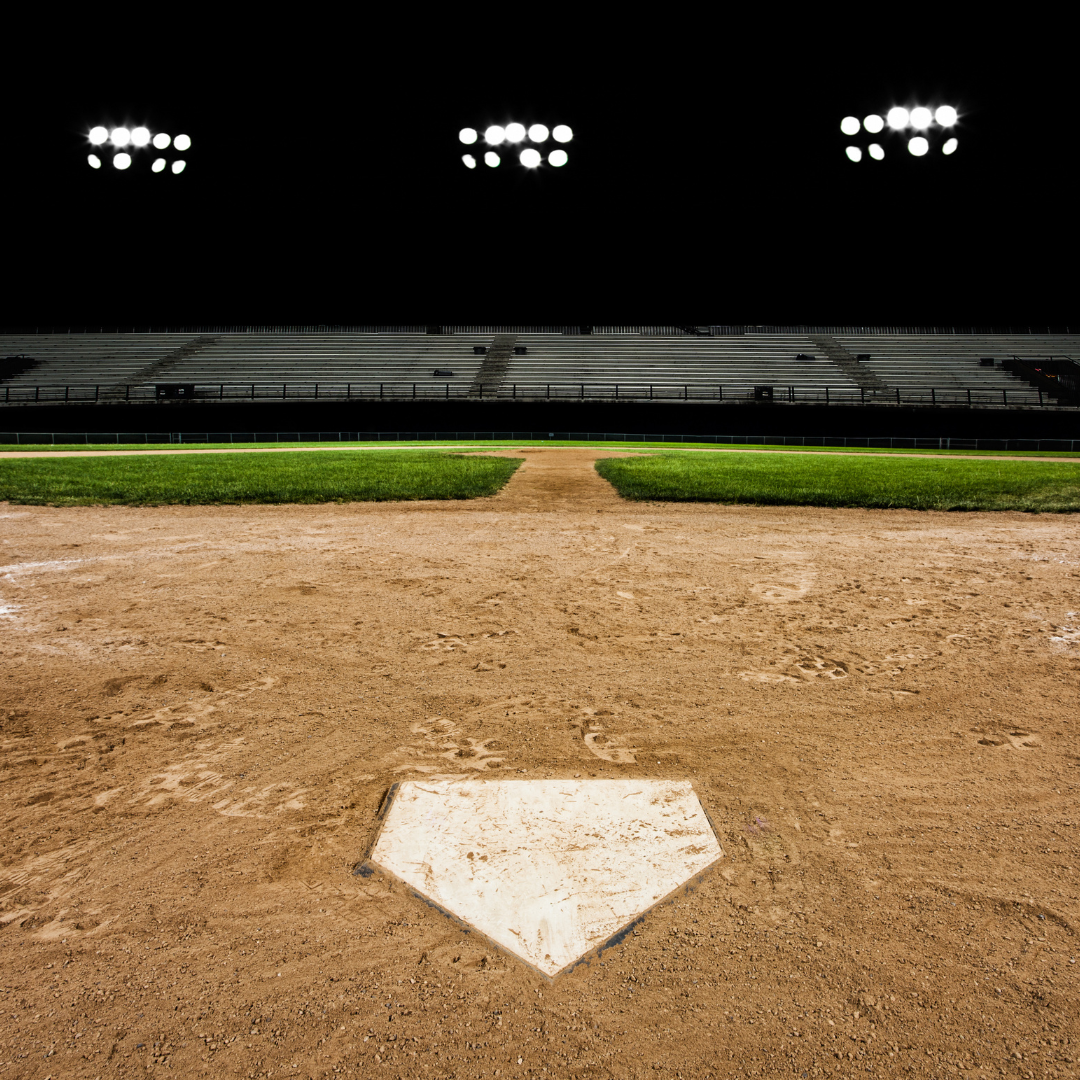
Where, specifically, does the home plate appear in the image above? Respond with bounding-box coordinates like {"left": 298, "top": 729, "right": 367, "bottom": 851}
{"left": 364, "top": 779, "right": 723, "bottom": 978}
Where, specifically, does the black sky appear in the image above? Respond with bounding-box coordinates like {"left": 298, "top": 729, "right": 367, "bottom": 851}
{"left": 5, "top": 18, "right": 1075, "bottom": 327}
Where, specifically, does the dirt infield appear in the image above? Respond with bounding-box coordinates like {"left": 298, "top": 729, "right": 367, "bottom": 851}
{"left": 1, "top": 448, "right": 1078, "bottom": 1079}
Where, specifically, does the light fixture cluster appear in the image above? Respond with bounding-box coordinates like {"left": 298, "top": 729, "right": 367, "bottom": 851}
{"left": 86, "top": 126, "right": 191, "bottom": 173}
{"left": 458, "top": 123, "right": 572, "bottom": 170}
{"left": 840, "top": 106, "right": 958, "bottom": 162}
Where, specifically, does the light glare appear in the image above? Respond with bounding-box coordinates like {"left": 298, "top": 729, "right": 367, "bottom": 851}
{"left": 131, "top": 126, "right": 151, "bottom": 147}
{"left": 909, "top": 106, "right": 933, "bottom": 130}
{"left": 173, "top": 134, "right": 191, "bottom": 151}
{"left": 505, "top": 122, "right": 526, "bottom": 143}
{"left": 171, "top": 160, "right": 186, "bottom": 174}
{"left": 152, "top": 158, "right": 166, "bottom": 173}
{"left": 484, "top": 125, "right": 505, "bottom": 145}
{"left": 886, "top": 107, "right": 909, "bottom": 130}
{"left": 152, "top": 132, "right": 171, "bottom": 149}
{"left": 548, "top": 149, "right": 568, "bottom": 167}
{"left": 462, "top": 153, "right": 477, "bottom": 169}
{"left": 845, "top": 146, "right": 862, "bottom": 163}
{"left": 88, "top": 126, "right": 108, "bottom": 145}
{"left": 863, "top": 114, "right": 884, "bottom": 134}
{"left": 528, "top": 124, "right": 549, "bottom": 142}
{"left": 459, "top": 127, "right": 478, "bottom": 145}
{"left": 552, "top": 124, "right": 573, "bottom": 143}
{"left": 942, "top": 137, "right": 958, "bottom": 155}
{"left": 87, "top": 154, "right": 101, "bottom": 169}
{"left": 907, "top": 136, "right": 929, "bottom": 157}
{"left": 113, "top": 152, "right": 132, "bottom": 170}
{"left": 519, "top": 148, "right": 541, "bottom": 168}
{"left": 935, "top": 105, "right": 958, "bottom": 127}
{"left": 110, "top": 127, "right": 131, "bottom": 147}
{"left": 868, "top": 143, "right": 884, "bottom": 160}
{"left": 840, "top": 116, "right": 860, "bottom": 135}
{"left": 484, "top": 151, "right": 500, "bottom": 168}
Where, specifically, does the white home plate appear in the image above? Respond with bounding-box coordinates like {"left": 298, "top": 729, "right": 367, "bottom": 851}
{"left": 366, "top": 779, "right": 723, "bottom": 978}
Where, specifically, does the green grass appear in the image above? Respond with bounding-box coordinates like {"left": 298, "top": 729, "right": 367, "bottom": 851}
{"left": 0, "top": 451, "right": 523, "bottom": 506}
{"left": 2, "top": 440, "right": 1078, "bottom": 458}
{"left": 594, "top": 451, "right": 1080, "bottom": 512}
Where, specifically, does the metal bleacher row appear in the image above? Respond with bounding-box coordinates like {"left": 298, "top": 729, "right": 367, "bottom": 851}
{"left": 0, "top": 330, "right": 1078, "bottom": 407}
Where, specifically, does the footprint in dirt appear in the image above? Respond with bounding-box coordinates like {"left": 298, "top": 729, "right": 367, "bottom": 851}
{"left": 748, "top": 558, "right": 817, "bottom": 604}
{"left": 391, "top": 718, "right": 508, "bottom": 776}
{"left": 977, "top": 729, "right": 1041, "bottom": 750}
{"left": 792, "top": 656, "right": 848, "bottom": 681}
{"left": 575, "top": 712, "right": 640, "bottom": 764}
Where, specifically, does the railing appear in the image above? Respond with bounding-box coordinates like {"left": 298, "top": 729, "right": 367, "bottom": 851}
{"left": 1, "top": 381, "right": 1075, "bottom": 407}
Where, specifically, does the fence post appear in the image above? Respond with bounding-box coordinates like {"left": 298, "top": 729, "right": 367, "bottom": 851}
{"left": 650, "top": 385, "right": 653, "bottom": 399}
{"left": 446, "top": 383, "right": 449, "bottom": 400}
{"left": 967, "top": 389, "right": 971, "bottom": 406}
{"left": 581, "top": 384, "right": 584, "bottom": 399}
{"left": 283, "top": 384, "right": 287, "bottom": 399}
{"left": 546, "top": 384, "right": 550, "bottom": 399}
{"left": 1003, "top": 389, "right": 1007, "bottom": 405}
{"left": 35, "top": 386, "right": 40, "bottom": 402}
{"left": 931, "top": 388, "right": 936, "bottom": 405}
{"left": 413, "top": 384, "right": 416, "bottom": 399}
{"left": 315, "top": 383, "right": 318, "bottom": 400}
{"left": 1038, "top": 388, "right": 1043, "bottom": 406}
{"left": 896, "top": 388, "right": 900, "bottom": 405}
{"left": 860, "top": 387, "right": 864, "bottom": 404}
{"left": 126, "top": 385, "right": 130, "bottom": 401}
{"left": 380, "top": 383, "right": 383, "bottom": 399}
{"left": 825, "top": 387, "right": 829, "bottom": 405}
{"left": 94, "top": 385, "right": 99, "bottom": 402}
{"left": 684, "top": 385, "right": 688, "bottom": 400}
{"left": 219, "top": 384, "right": 223, "bottom": 399}
{"left": 347, "top": 383, "right": 351, "bottom": 400}
{"left": 251, "top": 384, "right": 255, "bottom": 400}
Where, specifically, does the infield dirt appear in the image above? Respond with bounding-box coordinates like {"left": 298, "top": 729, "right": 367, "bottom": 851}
{"left": 1, "top": 447, "right": 1078, "bottom": 1079}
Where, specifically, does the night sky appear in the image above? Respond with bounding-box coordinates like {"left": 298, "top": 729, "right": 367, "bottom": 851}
{"left": 6, "top": 20, "right": 1075, "bottom": 327}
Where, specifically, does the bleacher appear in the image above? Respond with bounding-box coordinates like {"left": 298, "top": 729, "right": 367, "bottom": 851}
{"left": 0, "top": 329, "right": 1077, "bottom": 408}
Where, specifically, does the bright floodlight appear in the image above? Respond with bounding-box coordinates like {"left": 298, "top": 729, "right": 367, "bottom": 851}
{"left": 845, "top": 146, "right": 862, "bottom": 163}
{"left": 110, "top": 127, "right": 131, "bottom": 147}
{"left": 484, "top": 151, "right": 500, "bottom": 168}
{"left": 840, "top": 116, "right": 860, "bottom": 135}
{"left": 484, "top": 125, "right": 505, "bottom": 145}
{"left": 942, "top": 137, "right": 958, "bottom": 155}
{"left": 87, "top": 154, "right": 101, "bottom": 169}
{"left": 907, "top": 136, "right": 928, "bottom": 157}
{"left": 462, "top": 153, "right": 477, "bottom": 169}
{"left": 131, "top": 126, "right": 151, "bottom": 147}
{"left": 152, "top": 157, "right": 166, "bottom": 173}
{"left": 173, "top": 134, "right": 191, "bottom": 151}
{"left": 152, "top": 132, "right": 171, "bottom": 149}
{"left": 505, "top": 122, "right": 526, "bottom": 143}
{"left": 171, "top": 160, "right": 186, "bottom": 174}
{"left": 863, "top": 114, "right": 884, "bottom": 134}
{"left": 459, "top": 127, "right": 478, "bottom": 145}
{"left": 886, "top": 107, "right": 909, "bottom": 130}
{"left": 113, "top": 152, "right": 132, "bottom": 170}
{"left": 935, "top": 105, "right": 958, "bottom": 127}
{"left": 528, "top": 123, "right": 549, "bottom": 142}
{"left": 552, "top": 124, "right": 573, "bottom": 143}
{"left": 909, "top": 106, "right": 933, "bottom": 130}
{"left": 88, "top": 126, "right": 108, "bottom": 145}
{"left": 868, "top": 143, "right": 884, "bottom": 160}
{"left": 548, "top": 149, "right": 568, "bottom": 167}
{"left": 519, "top": 148, "right": 541, "bottom": 168}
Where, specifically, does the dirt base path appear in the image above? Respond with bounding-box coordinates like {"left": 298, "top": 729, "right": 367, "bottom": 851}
{"left": 1, "top": 481, "right": 1078, "bottom": 1079}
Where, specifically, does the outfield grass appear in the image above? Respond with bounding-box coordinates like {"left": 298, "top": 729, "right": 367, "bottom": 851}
{"left": 2, "top": 440, "right": 1079, "bottom": 458}
{"left": 0, "top": 451, "right": 523, "bottom": 506}
{"left": 595, "top": 451, "right": 1080, "bottom": 512}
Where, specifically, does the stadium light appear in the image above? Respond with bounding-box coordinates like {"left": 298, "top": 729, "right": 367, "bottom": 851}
{"left": 528, "top": 124, "right": 549, "bottom": 142}
{"left": 88, "top": 154, "right": 101, "bottom": 169}
{"left": 909, "top": 106, "right": 933, "bottom": 130}
{"left": 113, "top": 152, "right": 132, "bottom": 170}
{"left": 935, "top": 105, "right": 958, "bottom": 127}
{"left": 131, "top": 126, "right": 151, "bottom": 147}
{"left": 173, "top": 134, "right": 191, "bottom": 151}
{"left": 840, "top": 116, "right": 860, "bottom": 135}
{"left": 484, "top": 125, "right": 505, "bottom": 145}
{"left": 152, "top": 132, "right": 171, "bottom": 149}
{"left": 519, "top": 148, "right": 541, "bottom": 168}
{"left": 863, "top": 114, "right": 884, "bottom": 134}
{"left": 152, "top": 158, "right": 166, "bottom": 172}
{"left": 845, "top": 146, "right": 862, "bottom": 162}
{"left": 505, "top": 122, "right": 526, "bottom": 143}
{"left": 110, "top": 127, "right": 131, "bottom": 147}
{"left": 484, "top": 151, "right": 500, "bottom": 167}
{"left": 548, "top": 149, "right": 568, "bottom": 167}
{"left": 907, "top": 136, "right": 928, "bottom": 156}
{"left": 171, "top": 160, "right": 186, "bottom": 174}
{"left": 886, "top": 107, "right": 909, "bottom": 130}
{"left": 942, "top": 137, "right": 958, "bottom": 155}
{"left": 868, "top": 143, "right": 884, "bottom": 160}
{"left": 88, "top": 126, "right": 108, "bottom": 145}
{"left": 462, "top": 153, "right": 477, "bottom": 168}
{"left": 459, "top": 127, "right": 477, "bottom": 145}
{"left": 552, "top": 124, "right": 573, "bottom": 143}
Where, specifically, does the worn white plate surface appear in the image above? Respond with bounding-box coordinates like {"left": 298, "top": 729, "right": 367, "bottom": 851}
{"left": 369, "top": 779, "right": 723, "bottom": 977}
